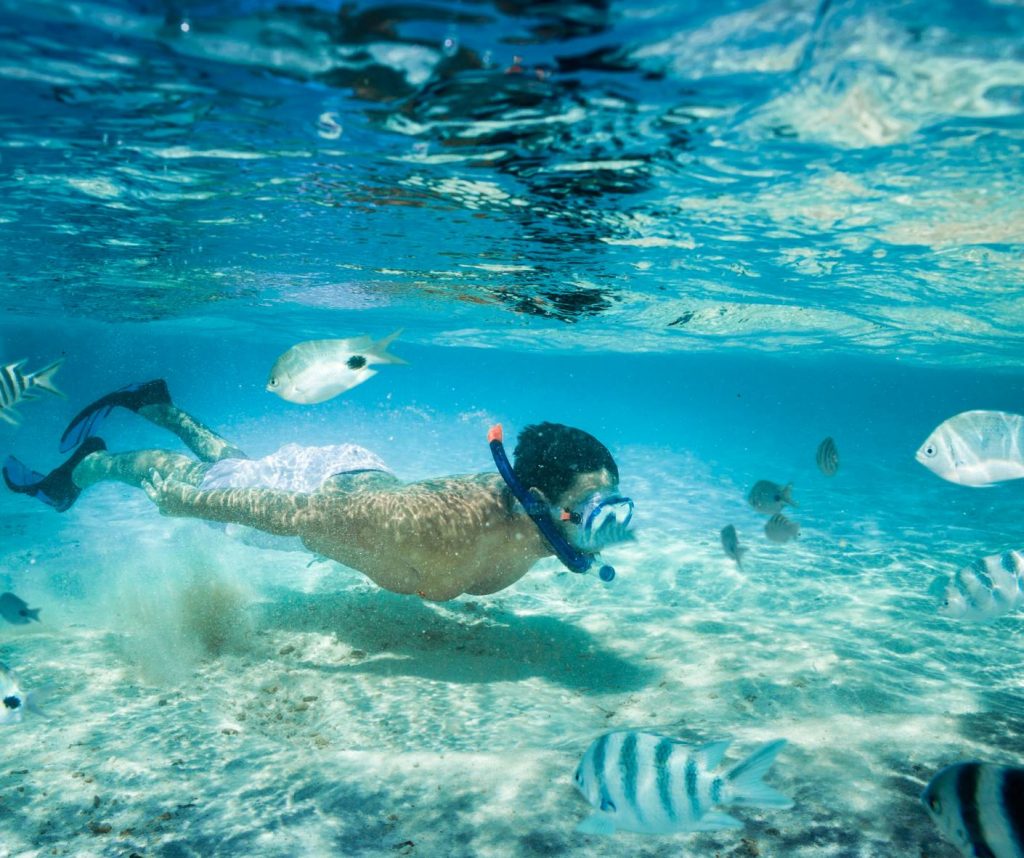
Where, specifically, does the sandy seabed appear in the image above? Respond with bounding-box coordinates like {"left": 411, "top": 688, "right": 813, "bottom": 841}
{"left": 1, "top": 445, "right": 1019, "bottom": 858}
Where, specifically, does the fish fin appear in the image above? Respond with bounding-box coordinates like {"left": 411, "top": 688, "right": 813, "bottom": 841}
{"left": 370, "top": 328, "right": 408, "bottom": 365}
{"left": 28, "top": 358, "right": 65, "bottom": 398}
{"left": 26, "top": 608, "right": 40, "bottom": 622}
{"left": 353, "top": 367, "right": 378, "bottom": 387}
{"left": 692, "top": 811, "right": 743, "bottom": 831}
{"left": 575, "top": 813, "right": 616, "bottom": 836}
{"left": 724, "top": 739, "right": 793, "bottom": 808}
{"left": 927, "top": 575, "right": 950, "bottom": 599}
{"left": 25, "top": 687, "right": 53, "bottom": 718}
{"left": 783, "top": 483, "right": 798, "bottom": 507}
{"left": 0, "top": 408, "right": 20, "bottom": 426}
{"left": 340, "top": 335, "right": 375, "bottom": 352}
{"left": 697, "top": 739, "right": 732, "bottom": 770}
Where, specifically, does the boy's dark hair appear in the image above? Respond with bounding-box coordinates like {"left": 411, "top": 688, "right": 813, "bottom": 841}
{"left": 512, "top": 422, "right": 618, "bottom": 503}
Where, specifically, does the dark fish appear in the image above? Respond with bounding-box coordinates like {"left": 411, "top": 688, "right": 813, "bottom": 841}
{"left": 815, "top": 437, "right": 839, "bottom": 476}
{"left": 764, "top": 514, "right": 800, "bottom": 544}
{"left": 0, "top": 592, "right": 41, "bottom": 625}
{"left": 922, "top": 761, "right": 1024, "bottom": 858}
{"left": 720, "top": 525, "right": 747, "bottom": 569}
{"left": 747, "top": 480, "right": 796, "bottom": 515}
{"left": 0, "top": 358, "right": 64, "bottom": 426}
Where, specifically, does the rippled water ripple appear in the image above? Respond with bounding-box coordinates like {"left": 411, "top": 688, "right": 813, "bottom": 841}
{"left": 1, "top": 0, "right": 1022, "bottom": 363}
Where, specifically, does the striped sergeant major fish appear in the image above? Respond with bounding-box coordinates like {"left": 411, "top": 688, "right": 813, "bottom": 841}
{"left": 929, "top": 550, "right": 1024, "bottom": 622}
{"left": 572, "top": 730, "right": 793, "bottom": 836}
{"left": 0, "top": 358, "right": 64, "bottom": 425}
{"left": 922, "top": 761, "right": 1024, "bottom": 858}
{"left": 815, "top": 436, "right": 839, "bottom": 476}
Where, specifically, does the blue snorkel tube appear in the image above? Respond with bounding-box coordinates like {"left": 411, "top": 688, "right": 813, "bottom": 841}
{"left": 489, "top": 424, "right": 616, "bottom": 583}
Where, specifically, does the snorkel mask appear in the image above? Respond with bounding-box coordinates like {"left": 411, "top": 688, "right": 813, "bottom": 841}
{"left": 560, "top": 492, "right": 634, "bottom": 553}
{"left": 488, "top": 424, "right": 631, "bottom": 583}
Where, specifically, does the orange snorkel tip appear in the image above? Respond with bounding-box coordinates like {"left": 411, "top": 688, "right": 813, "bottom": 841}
{"left": 487, "top": 423, "right": 504, "bottom": 444}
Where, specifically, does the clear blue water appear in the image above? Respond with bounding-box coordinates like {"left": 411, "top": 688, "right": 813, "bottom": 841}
{"left": 1, "top": 1, "right": 1024, "bottom": 856}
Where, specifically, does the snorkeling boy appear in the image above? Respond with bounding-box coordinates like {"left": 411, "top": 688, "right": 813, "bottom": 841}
{"left": 3, "top": 381, "right": 633, "bottom": 601}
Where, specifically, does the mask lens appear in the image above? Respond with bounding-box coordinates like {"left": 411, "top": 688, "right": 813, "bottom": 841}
{"left": 585, "top": 497, "right": 633, "bottom": 531}
{"left": 571, "top": 494, "right": 634, "bottom": 549}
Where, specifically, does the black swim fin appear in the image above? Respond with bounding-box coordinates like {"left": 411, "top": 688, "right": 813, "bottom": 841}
{"left": 3, "top": 437, "right": 106, "bottom": 512}
{"left": 59, "top": 379, "right": 170, "bottom": 453}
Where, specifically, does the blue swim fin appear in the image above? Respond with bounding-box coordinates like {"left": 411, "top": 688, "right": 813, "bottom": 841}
{"left": 59, "top": 379, "right": 170, "bottom": 453}
{"left": 3, "top": 437, "right": 106, "bottom": 512}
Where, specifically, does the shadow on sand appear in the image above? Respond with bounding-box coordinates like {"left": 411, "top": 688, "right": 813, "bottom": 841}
{"left": 254, "top": 586, "right": 655, "bottom": 694}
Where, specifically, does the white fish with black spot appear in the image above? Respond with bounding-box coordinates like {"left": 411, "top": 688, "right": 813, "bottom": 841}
{"left": 916, "top": 410, "right": 1024, "bottom": 487}
{"left": 573, "top": 730, "right": 793, "bottom": 835}
{"left": 0, "top": 662, "right": 47, "bottom": 726}
{"left": 922, "top": 761, "right": 1024, "bottom": 858}
{"left": 267, "top": 329, "right": 407, "bottom": 405}
{"left": 0, "top": 358, "right": 64, "bottom": 426}
{"left": 929, "top": 550, "right": 1024, "bottom": 622}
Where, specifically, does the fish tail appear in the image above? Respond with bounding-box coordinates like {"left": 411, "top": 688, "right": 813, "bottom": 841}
{"left": 27, "top": 608, "right": 41, "bottom": 622}
{"left": 371, "top": 329, "right": 408, "bottom": 365}
{"left": 723, "top": 739, "right": 793, "bottom": 809}
{"left": 25, "top": 688, "right": 50, "bottom": 718}
{"left": 29, "top": 358, "right": 65, "bottom": 398}
{"left": 783, "top": 484, "right": 798, "bottom": 507}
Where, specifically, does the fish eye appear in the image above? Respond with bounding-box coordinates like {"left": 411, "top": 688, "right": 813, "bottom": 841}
{"left": 924, "top": 445, "right": 936, "bottom": 457}
{"left": 268, "top": 377, "right": 279, "bottom": 388}
{"left": 928, "top": 795, "right": 941, "bottom": 813}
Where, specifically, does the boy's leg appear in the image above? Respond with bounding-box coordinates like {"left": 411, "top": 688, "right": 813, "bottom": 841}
{"left": 137, "top": 403, "right": 246, "bottom": 463}
{"left": 3, "top": 439, "right": 210, "bottom": 513}
{"left": 72, "top": 448, "right": 209, "bottom": 491}
{"left": 60, "top": 379, "right": 246, "bottom": 462}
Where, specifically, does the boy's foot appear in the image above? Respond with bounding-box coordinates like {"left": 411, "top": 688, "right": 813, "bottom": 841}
{"left": 59, "top": 379, "right": 170, "bottom": 453}
{"left": 3, "top": 437, "right": 107, "bottom": 512}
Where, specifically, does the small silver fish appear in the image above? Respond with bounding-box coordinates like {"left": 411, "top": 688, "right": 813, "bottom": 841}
{"left": 815, "top": 437, "right": 839, "bottom": 477}
{"left": 916, "top": 410, "right": 1024, "bottom": 487}
{"left": 923, "top": 762, "right": 1024, "bottom": 858}
{"left": 764, "top": 513, "right": 800, "bottom": 544}
{"left": 0, "top": 662, "right": 46, "bottom": 725}
{"left": 267, "top": 329, "right": 407, "bottom": 405}
{"left": 0, "top": 358, "right": 65, "bottom": 425}
{"left": 0, "top": 592, "right": 41, "bottom": 625}
{"left": 747, "top": 480, "right": 797, "bottom": 515}
{"left": 720, "top": 525, "right": 747, "bottom": 569}
{"left": 929, "top": 550, "right": 1024, "bottom": 622}
{"left": 573, "top": 730, "right": 792, "bottom": 836}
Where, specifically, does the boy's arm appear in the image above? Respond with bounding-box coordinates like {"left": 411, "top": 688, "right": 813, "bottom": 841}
{"left": 142, "top": 471, "right": 318, "bottom": 536}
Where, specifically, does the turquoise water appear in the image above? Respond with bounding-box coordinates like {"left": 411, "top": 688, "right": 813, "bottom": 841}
{"left": 2, "top": 1, "right": 1024, "bottom": 856}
